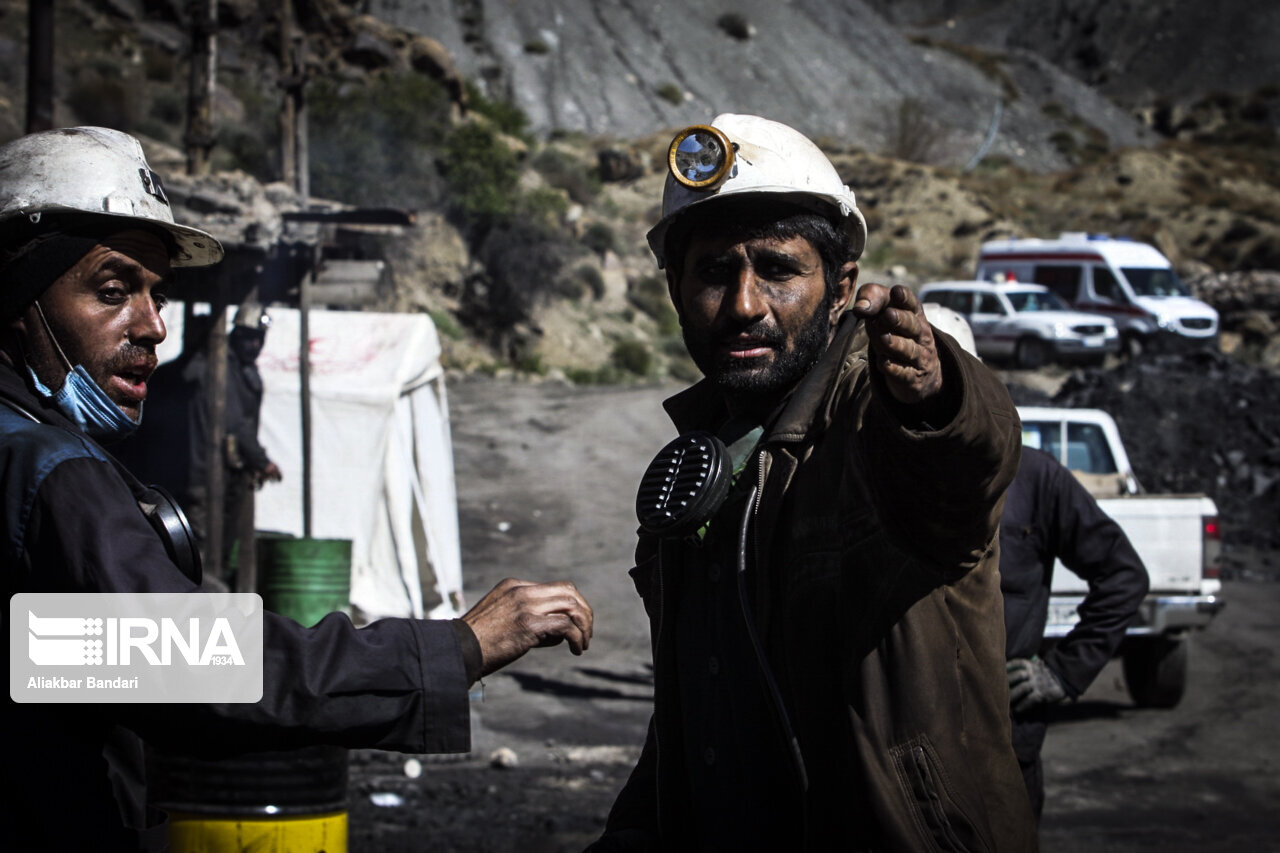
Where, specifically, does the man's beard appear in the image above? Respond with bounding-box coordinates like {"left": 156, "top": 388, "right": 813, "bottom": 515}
{"left": 682, "top": 291, "right": 834, "bottom": 404}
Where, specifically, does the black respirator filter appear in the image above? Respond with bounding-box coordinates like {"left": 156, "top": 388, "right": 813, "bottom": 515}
{"left": 636, "top": 431, "right": 733, "bottom": 539}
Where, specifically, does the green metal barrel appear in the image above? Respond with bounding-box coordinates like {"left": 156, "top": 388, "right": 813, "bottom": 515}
{"left": 257, "top": 537, "right": 352, "bottom": 626}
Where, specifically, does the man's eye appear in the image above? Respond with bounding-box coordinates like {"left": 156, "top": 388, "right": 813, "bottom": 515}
{"left": 99, "top": 285, "right": 127, "bottom": 303}
{"left": 153, "top": 291, "right": 170, "bottom": 310}
{"left": 696, "top": 263, "right": 735, "bottom": 284}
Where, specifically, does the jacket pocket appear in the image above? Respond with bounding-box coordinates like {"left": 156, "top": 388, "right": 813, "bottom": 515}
{"left": 890, "top": 735, "right": 992, "bottom": 853}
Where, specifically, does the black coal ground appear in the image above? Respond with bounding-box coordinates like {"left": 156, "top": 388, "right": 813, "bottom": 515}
{"left": 341, "top": 355, "right": 1280, "bottom": 851}
{"left": 1005, "top": 350, "right": 1280, "bottom": 564}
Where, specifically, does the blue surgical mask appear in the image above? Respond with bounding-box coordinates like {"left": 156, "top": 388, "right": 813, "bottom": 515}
{"left": 28, "top": 364, "right": 141, "bottom": 442}
{"left": 26, "top": 299, "right": 141, "bottom": 442}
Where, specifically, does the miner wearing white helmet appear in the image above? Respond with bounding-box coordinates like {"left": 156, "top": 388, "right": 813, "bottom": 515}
{"left": 592, "top": 115, "right": 1035, "bottom": 851}
{"left": 1, "top": 127, "right": 592, "bottom": 850}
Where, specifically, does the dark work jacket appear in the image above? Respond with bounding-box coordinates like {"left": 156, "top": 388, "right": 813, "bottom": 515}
{"left": 593, "top": 314, "right": 1037, "bottom": 852}
{"left": 0, "top": 364, "right": 470, "bottom": 852}
{"left": 1000, "top": 446, "right": 1150, "bottom": 696}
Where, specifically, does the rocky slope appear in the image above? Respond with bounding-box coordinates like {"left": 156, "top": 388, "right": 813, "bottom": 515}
{"left": 0, "top": 0, "right": 1276, "bottom": 380}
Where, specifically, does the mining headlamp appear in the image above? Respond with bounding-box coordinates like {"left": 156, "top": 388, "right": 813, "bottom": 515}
{"left": 667, "top": 124, "right": 736, "bottom": 190}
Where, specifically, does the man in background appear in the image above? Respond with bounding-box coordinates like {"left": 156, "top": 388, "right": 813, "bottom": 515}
{"left": 1001, "top": 445, "right": 1150, "bottom": 818}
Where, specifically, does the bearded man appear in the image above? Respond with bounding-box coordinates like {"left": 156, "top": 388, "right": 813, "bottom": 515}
{"left": 590, "top": 115, "right": 1036, "bottom": 852}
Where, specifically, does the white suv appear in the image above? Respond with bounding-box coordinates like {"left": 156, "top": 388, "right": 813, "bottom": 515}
{"left": 918, "top": 280, "right": 1120, "bottom": 368}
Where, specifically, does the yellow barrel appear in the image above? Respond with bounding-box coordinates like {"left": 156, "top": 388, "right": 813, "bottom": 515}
{"left": 165, "top": 811, "right": 347, "bottom": 852}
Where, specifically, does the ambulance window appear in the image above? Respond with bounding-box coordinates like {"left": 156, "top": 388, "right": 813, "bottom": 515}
{"left": 1092, "top": 266, "right": 1128, "bottom": 303}
{"left": 1031, "top": 265, "right": 1080, "bottom": 303}
{"left": 1123, "top": 267, "right": 1190, "bottom": 297}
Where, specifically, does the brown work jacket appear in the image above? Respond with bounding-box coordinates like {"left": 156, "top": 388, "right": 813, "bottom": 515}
{"left": 597, "top": 312, "right": 1037, "bottom": 852}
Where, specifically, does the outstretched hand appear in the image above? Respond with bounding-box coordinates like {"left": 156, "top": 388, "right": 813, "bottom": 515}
{"left": 461, "top": 578, "right": 594, "bottom": 677}
{"left": 850, "top": 283, "right": 943, "bottom": 406}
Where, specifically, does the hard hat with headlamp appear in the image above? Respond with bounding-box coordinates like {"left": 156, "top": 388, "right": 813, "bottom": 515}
{"left": 0, "top": 126, "right": 224, "bottom": 318}
{"left": 647, "top": 114, "right": 868, "bottom": 268}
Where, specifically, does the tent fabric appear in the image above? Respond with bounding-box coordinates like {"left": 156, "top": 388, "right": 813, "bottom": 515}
{"left": 253, "top": 308, "right": 463, "bottom": 621}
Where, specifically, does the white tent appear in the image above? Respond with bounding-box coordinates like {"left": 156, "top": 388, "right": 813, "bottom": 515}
{"left": 252, "top": 308, "right": 463, "bottom": 622}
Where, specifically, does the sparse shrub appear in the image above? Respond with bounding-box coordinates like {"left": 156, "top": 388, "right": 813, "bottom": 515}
{"left": 583, "top": 222, "right": 617, "bottom": 256}
{"left": 441, "top": 121, "right": 523, "bottom": 229}
{"left": 309, "top": 72, "right": 451, "bottom": 208}
{"left": 1050, "top": 130, "right": 1077, "bottom": 157}
{"left": 533, "top": 148, "right": 601, "bottom": 205}
{"left": 574, "top": 264, "right": 606, "bottom": 300}
{"left": 518, "top": 187, "right": 571, "bottom": 231}
{"left": 612, "top": 339, "right": 653, "bottom": 376}
{"left": 515, "top": 350, "right": 547, "bottom": 375}
{"left": 628, "top": 275, "right": 679, "bottom": 335}
{"left": 883, "top": 97, "right": 949, "bottom": 164}
{"left": 464, "top": 80, "right": 532, "bottom": 141}
{"left": 427, "top": 309, "right": 463, "bottom": 340}
{"left": 656, "top": 83, "right": 683, "bottom": 106}
{"left": 717, "top": 13, "right": 754, "bottom": 41}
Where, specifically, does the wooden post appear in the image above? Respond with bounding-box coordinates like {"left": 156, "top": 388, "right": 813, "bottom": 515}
{"left": 26, "top": 0, "right": 54, "bottom": 133}
{"left": 278, "top": 0, "right": 300, "bottom": 189}
{"left": 235, "top": 486, "right": 257, "bottom": 594}
{"left": 184, "top": 0, "right": 218, "bottom": 176}
{"left": 205, "top": 298, "right": 229, "bottom": 580}
{"left": 299, "top": 241, "right": 320, "bottom": 538}
{"left": 295, "top": 71, "right": 309, "bottom": 201}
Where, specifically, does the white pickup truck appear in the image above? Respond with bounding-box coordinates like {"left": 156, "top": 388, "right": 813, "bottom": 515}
{"left": 1016, "top": 406, "right": 1224, "bottom": 708}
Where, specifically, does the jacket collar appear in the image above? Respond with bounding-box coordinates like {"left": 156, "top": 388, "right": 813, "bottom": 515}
{"left": 663, "top": 310, "right": 867, "bottom": 444}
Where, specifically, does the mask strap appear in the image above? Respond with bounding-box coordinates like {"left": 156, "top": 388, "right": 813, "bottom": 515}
{"left": 32, "top": 299, "right": 76, "bottom": 376}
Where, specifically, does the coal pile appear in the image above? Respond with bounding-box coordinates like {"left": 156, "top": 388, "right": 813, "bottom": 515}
{"left": 1021, "top": 351, "right": 1280, "bottom": 554}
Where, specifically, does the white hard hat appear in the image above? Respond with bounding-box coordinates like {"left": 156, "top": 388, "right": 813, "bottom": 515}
{"left": 647, "top": 114, "right": 868, "bottom": 268}
{"left": 922, "top": 302, "right": 980, "bottom": 360}
{"left": 0, "top": 126, "right": 223, "bottom": 267}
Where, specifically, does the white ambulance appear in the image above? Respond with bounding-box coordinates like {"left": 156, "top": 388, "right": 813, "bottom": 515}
{"left": 975, "top": 233, "right": 1219, "bottom": 357}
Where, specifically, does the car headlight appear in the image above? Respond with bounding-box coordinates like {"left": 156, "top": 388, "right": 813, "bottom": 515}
{"left": 1156, "top": 313, "right": 1175, "bottom": 330}
{"left": 1052, "top": 322, "right": 1069, "bottom": 338}
{"left": 1104, "top": 325, "right": 1118, "bottom": 338}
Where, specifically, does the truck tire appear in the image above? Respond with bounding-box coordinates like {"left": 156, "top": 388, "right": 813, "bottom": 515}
{"left": 1122, "top": 635, "right": 1188, "bottom": 708}
{"left": 1015, "top": 337, "right": 1048, "bottom": 369}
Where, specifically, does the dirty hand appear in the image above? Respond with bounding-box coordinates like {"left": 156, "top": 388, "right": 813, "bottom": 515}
{"left": 1007, "top": 656, "right": 1067, "bottom": 713}
{"left": 850, "top": 283, "right": 943, "bottom": 405}
{"left": 461, "top": 577, "right": 593, "bottom": 677}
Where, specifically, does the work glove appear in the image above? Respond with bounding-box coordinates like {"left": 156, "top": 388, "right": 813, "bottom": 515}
{"left": 1006, "top": 656, "right": 1067, "bottom": 713}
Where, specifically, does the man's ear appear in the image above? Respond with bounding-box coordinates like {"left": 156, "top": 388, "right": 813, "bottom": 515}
{"left": 831, "top": 261, "right": 858, "bottom": 324}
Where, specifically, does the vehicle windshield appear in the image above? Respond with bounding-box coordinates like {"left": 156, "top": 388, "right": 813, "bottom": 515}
{"left": 1006, "top": 290, "right": 1070, "bottom": 312}
{"left": 1121, "top": 267, "right": 1191, "bottom": 297}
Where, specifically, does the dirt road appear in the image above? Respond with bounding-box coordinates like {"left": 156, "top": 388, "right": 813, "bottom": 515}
{"left": 348, "top": 376, "right": 1280, "bottom": 852}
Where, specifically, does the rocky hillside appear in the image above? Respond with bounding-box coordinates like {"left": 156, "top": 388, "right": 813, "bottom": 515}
{"left": 0, "top": 0, "right": 1276, "bottom": 380}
